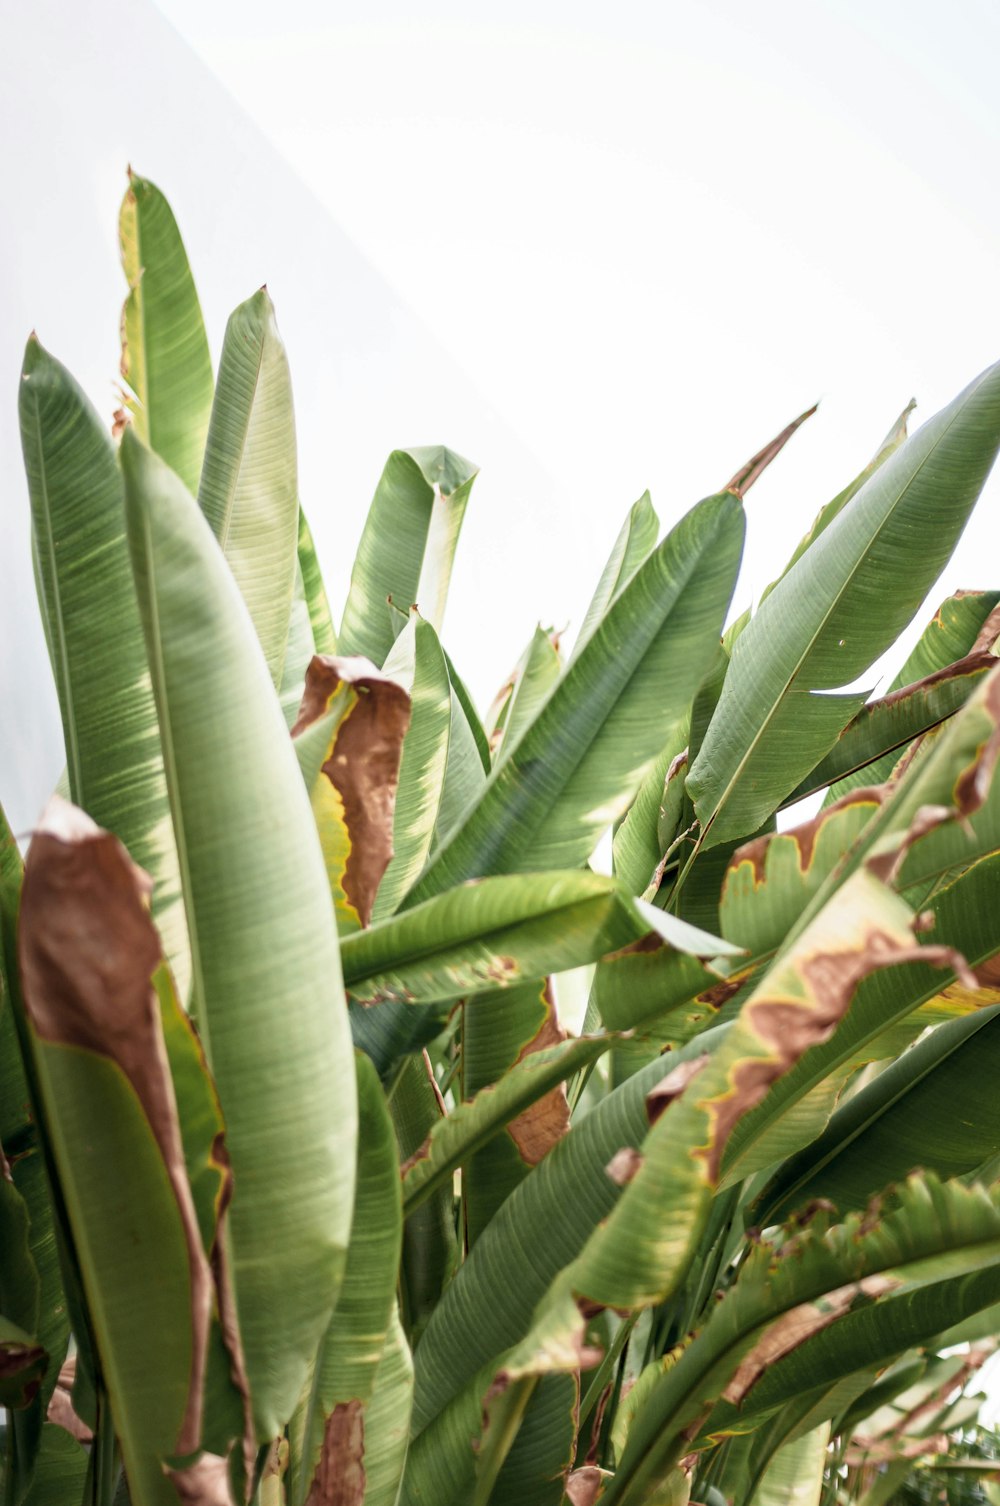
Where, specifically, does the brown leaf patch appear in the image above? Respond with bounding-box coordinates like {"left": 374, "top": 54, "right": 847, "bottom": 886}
{"left": 605, "top": 1148, "right": 644, "bottom": 1186}
{"left": 701, "top": 915, "right": 975, "bottom": 1184}
{"left": 292, "top": 655, "right": 411, "bottom": 927}
{"left": 723, "top": 1276, "right": 897, "bottom": 1404}
{"left": 508, "top": 983, "right": 570, "bottom": 1166}
{"left": 646, "top": 1055, "right": 710, "bottom": 1126}
{"left": 733, "top": 785, "right": 888, "bottom": 887}
{"left": 304, "top": 1402, "right": 365, "bottom": 1506}
{"left": 19, "top": 798, "right": 212, "bottom": 1456}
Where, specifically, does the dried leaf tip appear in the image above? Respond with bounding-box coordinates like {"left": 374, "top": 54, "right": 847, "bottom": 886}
{"left": 724, "top": 402, "right": 819, "bottom": 499}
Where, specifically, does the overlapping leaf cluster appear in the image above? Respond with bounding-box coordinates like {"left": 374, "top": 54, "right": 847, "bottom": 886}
{"left": 3, "top": 174, "right": 1000, "bottom": 1506}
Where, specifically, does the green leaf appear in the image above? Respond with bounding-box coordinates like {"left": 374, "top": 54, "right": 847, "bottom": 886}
{"left": 570, "top": 493, "right": 659, "bottom": 663}
{"left": 297, "top": 504, "right": 337, "bottom": 654}
{"left": 278, "top": 561, "right": 318, "bottom": 727}
{"left": 759, "top": 399, "right": 915, "bottom": 605}
{"left": 688, "top": 361, "right": 1000, "bottom": 848}
{"left": 198, "top": 288, "right": 299, "bottom": 684}
{"left": 409, "top": 491, "right": 746, "bottom": 897}
{"left": 760, "top": 1001, "right": 1000, "bottom": 1223}
{"left": 392, "top": 1055, "right": 458, "bottom": 1348}
{"left": 402, "top": 1032, "right": 613, "bottom": 1217}
{"left": 788, "top": 590, "right": 1000, "bottom": 806}
{"left": 339, "top": 447, "right": 478, "bottom": 668}
{"left": 373, "top": 614, "right": 453, "bottom": 921}
{"left": 361, "top": 1306, "right": 413, "bottom": 1506}
{"left": 489, "top": 626, "right": 563, "bottom": 766}
{"left": 612, "top": 718, "right": 689, "bottom": 897}
{"left": 18, "top": 337, "right": 188, "bottom": 994}
{"left": 741, "top": 1422, "right": 830, "bottom": 1506}
{"left": 341, "top": 870, "right": 727, "bottom": 1005}
{"left": 718, "top": 854, "right": 1000, "bottom": 1187}
{"left": 18, "top": 802, "right": 219, "bottom": 1504}
{"left": 295, "top": 1053, "right": 402, "bottom": 1506}
{"left": 605, "top": 1176, "right": 1000, "bottom": 1503}
{"left": 17, "top": 1423, "right": 89, "bottom": 1506}
{"left": 118, "top": 171, "right": 213, "bottom": 494}
{"left": 121, "top": 430, "right": 357, "bottom": 1439}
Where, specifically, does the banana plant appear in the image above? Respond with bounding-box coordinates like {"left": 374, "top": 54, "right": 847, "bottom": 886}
{"left": 5, "top": 172, "right": 1000, "bottom": 1506}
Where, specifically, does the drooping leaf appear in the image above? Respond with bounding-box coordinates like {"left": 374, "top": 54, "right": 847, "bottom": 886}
{"left": 121, "top": 429, "right": 357, "bottom": 1439}
{"left": 18, "top": 336, "right": 188, "bottom": 994}
{"left": 688, "top": 360, "right": 1000, "bottom": 849}
{"left": 118, "top": 171, "right": 213, "bottom": 494}
{"left": 198, "top": 288, "right": 300, "bottom": 685}
{"left": 339, "top": 447, "right": 479, "bottom": 668}
{"left": 291, "top": 655, "right": 411, "bottom": 934}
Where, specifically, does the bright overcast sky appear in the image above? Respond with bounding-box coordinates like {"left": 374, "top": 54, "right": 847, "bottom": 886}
{"left": 4, "top": 0, "right": 1000, "bottom": 830}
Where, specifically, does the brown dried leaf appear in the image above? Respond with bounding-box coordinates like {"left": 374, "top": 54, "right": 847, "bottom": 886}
{"left": 646, "top": 1055, "right": 710, "bottom": 1127}
{"left": 605, "top": 1148, "right": 644, "bottom": 1186}
{"left": 165, "top": 1453, "right": 235, "bottom": 1505}
{"left": 304, "top": 1400, "right": 365, "bottom": 1506}
{"left": 47, "top": 1356, "right": 93, "bottom": 1443}
{"left": 508, "top": 983, "right": 570, "bottom": 1167}
{"left": 723, "top": 405, "right": 818, "bottom": 499}
{"left": 19, "top": 798, "right": 212, "bottom": 1455}
{"left": 566, "top": 1466, "right": 610, "bottom": 1505}
{"left": 292, "top": 655, "right": 411, "bottom": 928}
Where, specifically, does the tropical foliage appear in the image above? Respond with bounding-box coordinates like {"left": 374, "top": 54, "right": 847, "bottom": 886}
{"left": 4, "top": 171, "right": 1000, "bottom": 1506}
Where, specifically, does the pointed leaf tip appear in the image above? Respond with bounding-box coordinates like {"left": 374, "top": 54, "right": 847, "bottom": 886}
{"left": 724, "top": 402, "right": 819, "bottom": 498}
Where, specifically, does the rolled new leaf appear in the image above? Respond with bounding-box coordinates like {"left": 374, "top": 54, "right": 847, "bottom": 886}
{"left": 119, "top": 171, "right": 214, "bottom": 495}
{"left": 121, "top": 429, "right": 357, "bottom": 1440}
{"left": 340, "top": 446, "right": 479, "bottom": 668}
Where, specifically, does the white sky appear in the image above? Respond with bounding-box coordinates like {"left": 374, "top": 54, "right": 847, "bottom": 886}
{"left": 4, "top": 0, "right": 1000, "bottom": 831}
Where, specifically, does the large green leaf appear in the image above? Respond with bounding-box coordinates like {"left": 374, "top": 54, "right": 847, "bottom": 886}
{"left": 341, "top": 870, "right": 729, "bottom": 1005}
{"left": 688, "top": 360, "right": 1000, "bottom": 849}
{"left": 740, "top": 1422, "right": 829, "bottom": 1506}
{"left": 408, "top": 492, "right": 745, "bottom": 898}
{"left": 198, "top": 288, "right": 299, "bottom": 684}
{"left": 294, "top": 1054, "right": 401, "bottom": 1506}
{"left": 339, "top": 446, "right": 478, "bottom": 668}
{"left": 118, "top": 171, "right": 213, "bottom": 495}
{"left": 120, "top": 429, "right": 357, "bottom": 1439}
{"left": 605, "top": 1176, "right": 1000, "bottom": 1503}
{"left": 17, "top": 802, "right": 222, "bottom": 1506}
{"left": 18, "top": 337, "right": 187, "bottom": 993}
{"left": 760, "top": 1002, "right": 1000, "bottom": 1223}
